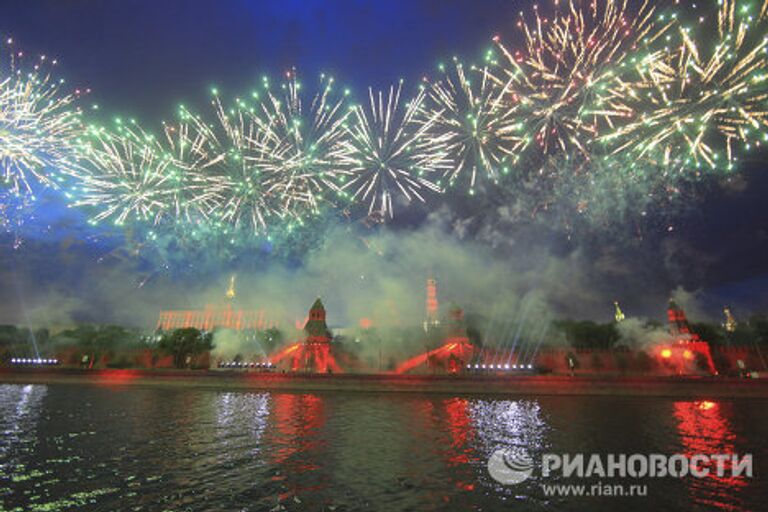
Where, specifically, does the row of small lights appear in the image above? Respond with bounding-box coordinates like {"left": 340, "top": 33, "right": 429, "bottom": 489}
{"left": 10, "top": 358, "right": 59, "bottom": 365}
{"left": 218, "top": 361, "right": 275, "bottom": 369}
{"left": 467, "top": 363, "right": 534, "bottom": 370}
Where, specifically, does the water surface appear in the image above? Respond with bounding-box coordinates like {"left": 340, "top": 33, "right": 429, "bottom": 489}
{"left": 1, "top": 384, "right": 766, "bottom": 511}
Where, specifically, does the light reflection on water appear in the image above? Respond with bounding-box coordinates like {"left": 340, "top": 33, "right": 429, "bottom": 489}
{"left": 0, "top": 384, "right": 766, "bottom": 511}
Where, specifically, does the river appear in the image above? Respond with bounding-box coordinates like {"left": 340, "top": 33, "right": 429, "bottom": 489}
{"left": 1, "top": 384, "right": 766, "bottom": 511}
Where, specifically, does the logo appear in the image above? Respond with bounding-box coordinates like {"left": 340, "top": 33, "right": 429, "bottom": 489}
{"left": 487, "top": 448, "right": 534, "bottom": 485}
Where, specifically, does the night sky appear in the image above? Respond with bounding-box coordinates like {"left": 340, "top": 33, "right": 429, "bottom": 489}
{"left": 1, "top": 0, "right": 768, "bottom": 326}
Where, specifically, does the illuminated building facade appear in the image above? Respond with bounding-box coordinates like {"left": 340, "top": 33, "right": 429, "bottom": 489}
{"left": 156, "top": 275, "right": 277, "bottom": 331}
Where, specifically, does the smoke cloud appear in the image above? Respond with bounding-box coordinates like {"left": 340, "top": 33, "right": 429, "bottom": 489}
{"left": 0, "top": 208, "right": 747, "bottom": 349}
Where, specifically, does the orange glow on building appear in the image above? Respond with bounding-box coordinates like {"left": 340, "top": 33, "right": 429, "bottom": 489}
{"left": 157, "top": 304, "right": 277, "bottom": 331}
{"left": 157, "top": 275, "right": 279, "bottom": 331}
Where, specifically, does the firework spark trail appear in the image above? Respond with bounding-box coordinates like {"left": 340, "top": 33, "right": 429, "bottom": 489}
{"left": 72, "top": 122, "right": 175, "bottom": 226}
{"left": 604, "top": 0, "right": 768, "bottom": 171}
{"left": 161, "top": 105, "right": 230, "bottom": 223}
{"left": 341, "top": 80, "right": 448, "bottom": 217}
{"left": 487, "top": 0, "right": 672, "bottom": 167}
{"left": 420, "top": 58, "right": 528, "bottom": 192}
{"left": 244, "top": 72, "right": 352, "bottom": 222}
{"left": 0, "top": 38, "right": 83, "bottom": 196}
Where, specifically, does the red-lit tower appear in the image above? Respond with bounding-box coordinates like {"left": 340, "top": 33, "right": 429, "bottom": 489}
{"left": 304, "top": 298, "right": 332, "bottom": 345}
{"left": 269, "top": 299, "right": 341, "bottom": 373}
{"left": 658, "top": 300, "right": 716, "bottom": 374}
{"left": 667, "top": 300, "right": 701, "bottom": 341}
{"left": 424, "top": 278, "right": 439, "bottom": 331}
{"left": 301, "top": 298, "right": 340, "bottom": 373}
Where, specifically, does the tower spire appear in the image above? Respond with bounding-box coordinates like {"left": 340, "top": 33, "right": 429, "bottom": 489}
{"left": 614, "top": 301, "right": 625, "bottom": 323}
{"left": 226, "top": 274, "right": 236, "bottom": 300}
{"left": 723, "top": 306, "right": 737, "bottom": 333}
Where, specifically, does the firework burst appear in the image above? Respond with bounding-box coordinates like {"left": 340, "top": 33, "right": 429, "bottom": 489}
{"left": 488, "top": 0, "right": 668, "bottom": 164}
{"left": 0, "top": 38, "right": 83, "bottom": 196}
{"left": 340, "top": 80, "right": 448, "bottom": 217}
{"left": 603, "top": 0, "right": 768, "bottom": 171}
{"left": 72, "top": 121, "right": 175, "bottom": 226}
{"left": 160, "top": 105, "right": 229, "bottom": 224}
{"left": 420, "top": 58, "right": 528, "bottom": 192}
{"left": 243, "top": 71, "right": 352, "bottom": 220}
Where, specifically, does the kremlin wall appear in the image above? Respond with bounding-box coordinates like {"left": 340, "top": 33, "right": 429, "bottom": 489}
{"left": 8, "top": 276, "right": 763, "bottom": 379}
{"left": 138, "top": 276, "right": 765, "bottom": 377}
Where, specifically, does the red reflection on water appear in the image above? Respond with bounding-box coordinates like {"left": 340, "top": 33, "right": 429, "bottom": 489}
{"left": 271, "top": 393, "right": 325, "bottom": 471}
{"left": 441, "top": 398, "right": 478, "bottom": 504}
{"left": 673, "top": 400, "right": 748, "bottom": 509}
{"left": 408, "top": 396, "right": 478, "bottom": 506}
{"left": 269, "top": 393, "right": 328, "bottom": 503}
{"left": 444, "top": 398, "right": 474, "bottom": 465}
{"left": 93, "top": 369, "right": 140, "bottom": 386}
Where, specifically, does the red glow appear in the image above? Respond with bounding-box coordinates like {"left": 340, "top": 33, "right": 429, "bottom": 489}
{"left": 271, "top": 343, "right": 301, "bottom": 363}
{"left": 674, "top": 400, "right": 747, "bottom": 506}
{"left": 295, "top": 316, "right": 308, "bottom": 330}
{"left": 395, "top": 339, "right": 474, "bottom": 374}
{"left": 359, "top": 317, "right": 372, "bottom": 329}
{"left": 94, "top": 369, "right": 140, "bottom": 385}
{"left": 270, "top": 342, "right": 342, "bottom": 373}
{"left": 270, "top": 393, "right": 325, "bottom": 496}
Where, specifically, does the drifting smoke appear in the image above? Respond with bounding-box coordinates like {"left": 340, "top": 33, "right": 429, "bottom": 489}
{"left": 211, "top": 329, "right": 269, "bottom": 361}
{"left": 0, "top": 206, "right": 749, "bottom": 363}
{"left": 615, "top": 318, "right": 671, "bottom": 351}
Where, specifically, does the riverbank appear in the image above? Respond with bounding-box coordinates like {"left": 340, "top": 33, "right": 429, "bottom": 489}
{"left": 2, "top": 368, "right": 767, "bottom": 398}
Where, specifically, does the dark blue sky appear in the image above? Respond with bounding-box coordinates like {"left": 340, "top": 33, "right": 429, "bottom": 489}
{"left": 1, "top": 0, "right": 525, "bottom": 119}
{"left": 1, "top": 0, "right": 768, "bottom": 325}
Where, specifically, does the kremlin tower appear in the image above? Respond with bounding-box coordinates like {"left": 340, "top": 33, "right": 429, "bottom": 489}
{"left": 304, "top": 298, "right": 332, "bottom": 345}
{"left": 423, "top": 278, "right": 440, "bottom": 331}
{"left": 299, "top": 298, "right": 339, "bottom": 373}
{"left": 660, "top": 300, "right": 716, "bottom": 374}
{"left": 667, "top": 300, "right": 702, "bottom": 342}
{"left": 268, "top": 298, "right": 340, "bottom": 373}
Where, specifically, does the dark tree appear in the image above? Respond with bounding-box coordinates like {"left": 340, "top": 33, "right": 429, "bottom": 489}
{"left": 555, "top": 320, "right": 619, "bottom": 349}
{"left": 691, "top": 322, "right": 726, "bottom": 345}
{"left": 158, "top": 328, "right": 214, "bottom": 368}
{"left": 257, "top": 327, "right": 285, "bottom": 353}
